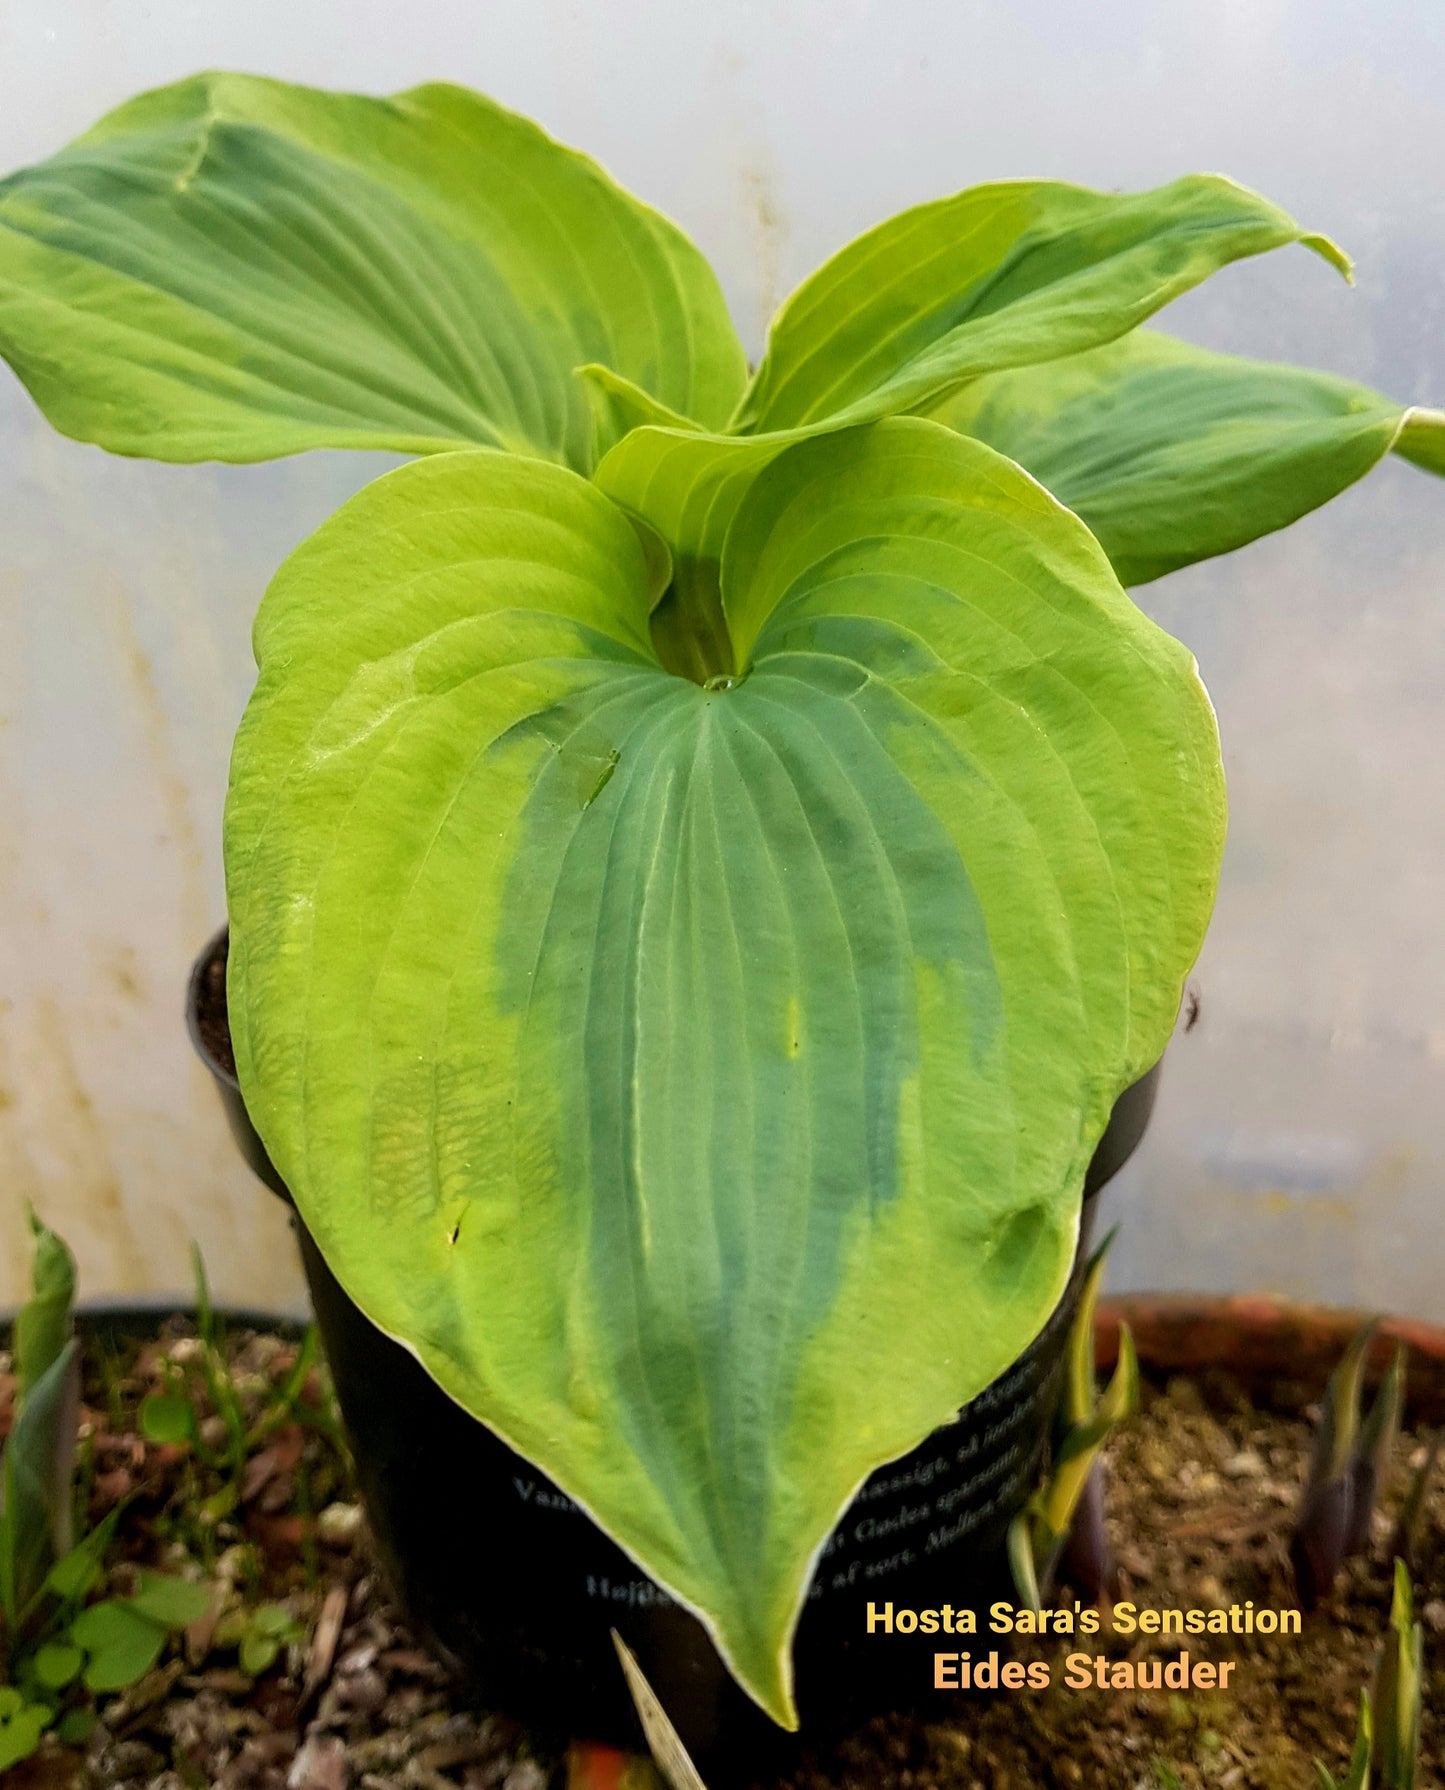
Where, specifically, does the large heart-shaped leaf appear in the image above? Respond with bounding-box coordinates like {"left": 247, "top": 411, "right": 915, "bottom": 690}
{"left": 0, "top": 73, "right": 746, "bottom": 465}
{"left": 930, "top": 330, "right": 1445, "bottom": 584}
{"left": 223, "top": 422, "right": 1223, "bottom": 1725}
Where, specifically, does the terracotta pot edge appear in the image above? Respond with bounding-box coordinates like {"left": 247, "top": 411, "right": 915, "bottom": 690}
{"left": 1097, "top": 1291, "right": 1445, "bottom": 1422}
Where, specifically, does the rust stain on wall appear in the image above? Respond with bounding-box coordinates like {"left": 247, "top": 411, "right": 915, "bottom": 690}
{"left": 105, "top": 942, "right": 146, "bottom": 1005}
{"left": 741, "top": 156, "right": 788, "bottom": 342}
{"left": 1252, "top": 1190, "right": 1356, "bottom": 1223}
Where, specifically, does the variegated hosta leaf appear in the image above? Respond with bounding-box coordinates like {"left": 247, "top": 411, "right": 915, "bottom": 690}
{"left": 223, "top": 421, "right": 1224, "bottom": 1725}
{"left": 731, "top": 174, "right": 1349, "bottom": 434}
{"left": 0, "top": 74, "right": 746, "bottom": 466}
{"left": 594, "top": 176, "right": 1347, "bottom": 658}
{"left": 930, "top": 330, "right": 1445, "bottom": 584}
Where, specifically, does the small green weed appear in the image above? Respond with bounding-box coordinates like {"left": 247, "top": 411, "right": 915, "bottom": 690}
{"left": 1, "top": 1213, "right": 211, "bottom": 1770}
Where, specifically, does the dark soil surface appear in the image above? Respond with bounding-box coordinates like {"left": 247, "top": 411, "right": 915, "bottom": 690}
{"left": 1, "top": 1322, "right": 1439, "bottom": 1790}
{"left": 192, "top": 932, "right": 237, "bottom": 1081}
{"left": 779, "top": 1371, "right": 1443, "bottom": 1789}
{"left": 1, "top": 1318, "right": 543, "bottom": 1790}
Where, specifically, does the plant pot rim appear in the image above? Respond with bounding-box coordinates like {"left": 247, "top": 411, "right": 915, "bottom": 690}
{"left": 12, "top": 1294, "right": 1442, "bottom": 1412}
{"left": 1097, "top": 1291, "right": 1445, "bottom": 1423}
{"left": 0, "top": 1297, "right": 308, "bottom": 1333}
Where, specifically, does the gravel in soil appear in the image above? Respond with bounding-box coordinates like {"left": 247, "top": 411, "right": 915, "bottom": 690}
{"left": 1, "top": 1325, "right": 1439, "bottom": 1790}
{"left": 1, "top": 1317, "right": 549, "bottom": 1790}
{"left": 775, "top": 1372, "right": 1443, "bottom": 1790}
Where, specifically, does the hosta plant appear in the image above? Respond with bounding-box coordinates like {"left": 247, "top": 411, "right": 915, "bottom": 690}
{"left": 2, "top": 74, "right": 1441, "bottom": 1728}
{"left": 1008, "top": 1232, "right": 1139, "bottom": 1611}
{"left": 1316, "top": 1560, "right": 1426, "bottom": 1790}
{"left": 1292, "top": 1325, "right": 1407, "bottom": 1608}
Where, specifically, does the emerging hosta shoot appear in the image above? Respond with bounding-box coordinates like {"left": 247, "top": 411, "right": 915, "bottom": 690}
{"left": 1292, "top": 1327, "right": 1408, "bottom": 1609}
{"left": 1371, "top": 1561, "right": 1423, "bottom": 1790}
{"left": 0, "top": 1218, "right": 211, "bottom": 1771}
{"left": 1316, "top": 1695, "right": 1374, "bottom": 1790}
{"left": 1008, "top": 1233, "right": 1138, "bottom": 1610}
{"left": 1313, "top": 1561, "right": 1425, "bottom": 1790}
{"left": 2, "top": 1212, "right": 81, "bottom": 1635}
{"left": 2, "top": 74, "right": 1441, "bottom": 1723}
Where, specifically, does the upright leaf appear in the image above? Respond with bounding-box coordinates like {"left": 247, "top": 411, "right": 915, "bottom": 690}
{"left": 932, "top": 331, "right": 1445, "bottom": 584}
{"left": 225, "top": 424, "right": 1222, "bottom": 1725}
{"left": 0, "top": 74, "right": 746, "bottom": 466}
{"left": 594, "top": 424, "right": 787, "bottom": 678}
{"left": 731, "top": 175, "right": 1348, "bottom": 433}
{"left": 1012, "top": 1229, "right": 1137, "bottom": 1604}
{"left": 0, "top": 1338, "right": 80, "bottom": 1614}
{"left": 1293, "top": 1323, "right": 1378, "bottom": 1608}
{"left": 1, "top": 1225, "right": 80, "bottom": 1621}
{"left": 13, "top": 1208, "right": 76, "bottom": 1399}
{"left": 1347, "top": 1344, "right": 1406, "bottom": 1556}
{"left": 1372, "top": 1560, "right": 1423, "bottom": 1789}
{"left": 1315, "top": 1694, "right": 1373, "bottom": 1790}
{"left": 595, "top": 180, "right": 1347, "bottom": 651}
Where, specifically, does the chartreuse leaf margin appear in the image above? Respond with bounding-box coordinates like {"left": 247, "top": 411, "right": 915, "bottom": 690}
{"left": 929, "top": 330, "right": 1445, "bottom": 585}
{"left": 224, "top": 424, "right": 1226, "bottom": 1724}
{"left": 0, "top": 72, "right": 747, "bottom": 465}
{"left": 590, "top": 171, "right": 1353, "bottom": 669}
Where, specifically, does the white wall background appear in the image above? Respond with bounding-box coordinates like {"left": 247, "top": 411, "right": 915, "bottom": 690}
{"left": 1, "top": 1, "right": 1442, "bottom": 1315}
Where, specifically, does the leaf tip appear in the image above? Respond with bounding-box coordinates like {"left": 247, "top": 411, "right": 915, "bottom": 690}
{"left": 1303, "top": 231, "right": 1354, "bottom": 284}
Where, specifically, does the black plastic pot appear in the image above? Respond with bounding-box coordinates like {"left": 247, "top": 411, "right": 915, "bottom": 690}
{"left": 188, "top": 928, "right": 1159, "bottom": 1774}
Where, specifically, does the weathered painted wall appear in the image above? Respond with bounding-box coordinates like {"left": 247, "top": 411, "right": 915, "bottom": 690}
{"left": 1, "top": 1, "right": 1442, "bottom": 1314}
